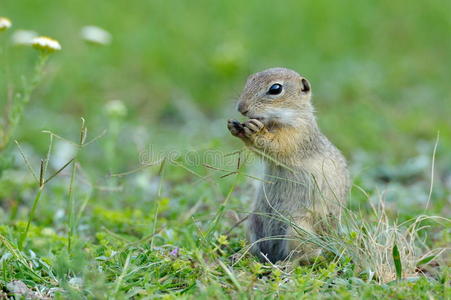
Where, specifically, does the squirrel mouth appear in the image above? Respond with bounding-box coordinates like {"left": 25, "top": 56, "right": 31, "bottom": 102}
{"left": 250, "top": 116, "right": 269, "bottom": 125}
{"left": 241, "top": 112, "right": 269, "bottom": 124}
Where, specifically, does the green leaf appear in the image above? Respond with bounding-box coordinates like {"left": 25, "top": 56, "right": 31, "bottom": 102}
{"left": 417, "top": 254, "right": 436, "bottom": 266}
{"left": 392, "top": 243, "right": 402, "bottom": 281}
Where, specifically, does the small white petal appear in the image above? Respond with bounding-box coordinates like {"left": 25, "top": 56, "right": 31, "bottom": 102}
{"left": 0, "top": 17, "right": 12, "bottom": 31}
{"left": 11, "top": 30, "right": 38, "bottom": 45}
{"left": 81, "top": 25, "right": 112, "bottom": 45}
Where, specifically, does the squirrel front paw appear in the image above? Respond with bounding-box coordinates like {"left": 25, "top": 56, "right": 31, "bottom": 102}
{"left": 242, "top": 119, "right": 264, "bottom": 138}
{"left": 227, "top": 119, "right": 264, "bottom": 139}
{"left": 227, "top": 119, "right": 245, "bottom": 137}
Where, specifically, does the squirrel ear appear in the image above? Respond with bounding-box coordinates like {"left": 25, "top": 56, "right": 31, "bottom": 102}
{"left": 300, "top": 78, "right": 311, "bottom": 93}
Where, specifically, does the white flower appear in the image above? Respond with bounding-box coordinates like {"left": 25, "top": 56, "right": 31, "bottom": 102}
{"left": 11, "top": 30, "right": 38, "bottom": 45}
{"left": 81, "top": 25, "right": 112, "bottom": 45}
{"left": 0, "top": 17, "right": 12, "bottom": 31}
{"left": 105, "top": 100, "right": 127, "bottom": 118}
{"left": 31, "top": 36, "right": 62, "bottom": 52}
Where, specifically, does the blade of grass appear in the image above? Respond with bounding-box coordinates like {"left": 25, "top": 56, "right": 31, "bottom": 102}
{"left": 67, "top": 159, "right": 77, "bottom": 252}
{"left": 150, "top": 201, "right": 159, "bottom": 250}
{"left": 43, "top": 133, "right": 53, "bottom": 179}
{"left": 217, "top": 260, "right": 242, "bottom": 292}
{"left": 416, "top": 254, "right": 437, "bottom": 267}
{"left": 392, "top": 243, "right": 402, "bottom": 281}
{"left": 67, "top": 118, "right": 87, "bottom": 252}
{"left": 43, "top": 158, "right": 74, "bottom": 185}
{"left": 113, "top": 252, "right": 132, "bottom": 295}
{"left": 18, "top": 187, "right": 43, "bottom": 250}
{"left": 109, "top": 161, "right": 161, "bottom": 177}
{"left": 425, "top": 132, "right": 439, "bottom": 210}
{"left": 205, "top": 175, "right": 239, "bottom": 240}
{"left": 157, "top": 157, "right": 166, "bottom": 197}
{"left": 14, "top": 140, "right": 39, "bottom": 183}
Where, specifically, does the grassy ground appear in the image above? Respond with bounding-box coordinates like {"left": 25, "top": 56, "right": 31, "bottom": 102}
{"left": 1, "top": 0, "right": 450, "bottom": 298}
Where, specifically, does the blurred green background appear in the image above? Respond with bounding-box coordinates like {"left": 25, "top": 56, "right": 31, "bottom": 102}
{"left": 1, "top": 0, "right": 450, "bottom": 297}
{"left": 3, "top": 0, "right": 450, "bottom": 158}
{"left": 2, "top": 0, "right": 450, "bottom": 220}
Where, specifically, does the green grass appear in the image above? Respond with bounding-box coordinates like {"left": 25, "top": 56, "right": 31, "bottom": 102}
{"left": 1, "top": 0, "right": 450, "bottom": 298}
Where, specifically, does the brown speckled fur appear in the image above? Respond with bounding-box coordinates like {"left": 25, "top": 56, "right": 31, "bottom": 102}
{"left": 227, "top": 68, "right": 350, "bottom": 263}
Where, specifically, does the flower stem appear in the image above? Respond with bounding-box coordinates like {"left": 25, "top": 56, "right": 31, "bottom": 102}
{"left": 18, "top": 187, "right": 44, "bottom": 250}
{"left": 67, "top": 159, "right": 77, "bottom": 252}
{"left": 0, "top": 53, "right": 49, "bottom": 151}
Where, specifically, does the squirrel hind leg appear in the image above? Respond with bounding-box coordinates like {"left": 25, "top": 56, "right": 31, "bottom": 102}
{"left": 248, "top": 214, "right": 291, "bottom": 263}
{"left": 286, "top": 219, "right": 323, "bottom": 263}
{"left": 250, "top": 240, "right": 290, "bottom": 264}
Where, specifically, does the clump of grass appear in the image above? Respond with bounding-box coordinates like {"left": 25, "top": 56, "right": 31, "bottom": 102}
{"left": 336, "top": 200, "right": 447, "bottom": 283}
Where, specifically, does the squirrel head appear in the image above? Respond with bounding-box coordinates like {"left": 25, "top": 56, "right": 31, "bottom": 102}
{"left": 236, "top": 67, "right": 313, "bottom": 127}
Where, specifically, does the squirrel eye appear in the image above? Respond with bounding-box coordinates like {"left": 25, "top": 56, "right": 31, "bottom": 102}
{"left": 267, "top": 83, "right": 283, "bottom": 95}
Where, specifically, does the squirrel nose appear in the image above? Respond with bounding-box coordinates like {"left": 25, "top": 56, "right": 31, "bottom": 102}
{"left": 237, "top": 102, "right": 249, "bottom": 115}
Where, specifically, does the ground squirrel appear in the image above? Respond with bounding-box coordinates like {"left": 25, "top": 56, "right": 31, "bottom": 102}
{"left": 227, "top": 67, "right": 350, "bottom": 263}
